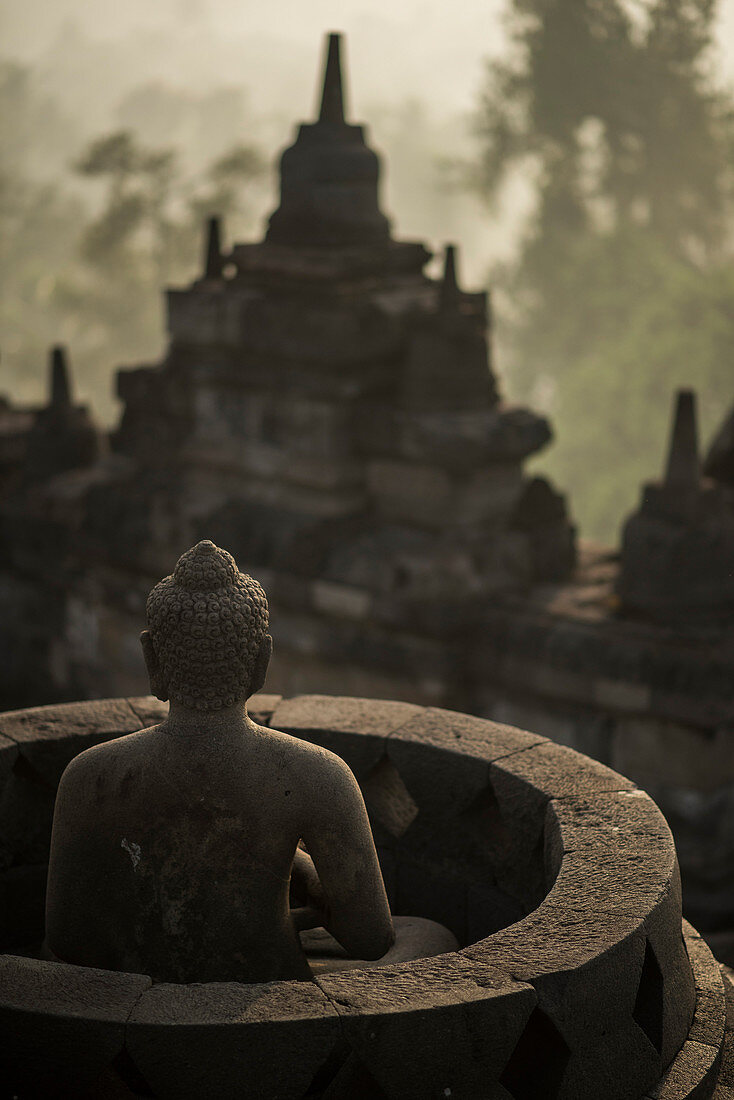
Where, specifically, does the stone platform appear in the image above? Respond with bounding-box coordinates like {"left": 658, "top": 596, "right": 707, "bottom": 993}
{"left": 0, "top": 694, "right": 732, "bottom": 1098}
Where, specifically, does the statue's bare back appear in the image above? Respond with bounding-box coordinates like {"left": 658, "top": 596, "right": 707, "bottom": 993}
{"left": 46, "top": 540, "right": 455, "bottom": 983}
{"left": 48, "top": 711, "right": 392, "bottom": 982}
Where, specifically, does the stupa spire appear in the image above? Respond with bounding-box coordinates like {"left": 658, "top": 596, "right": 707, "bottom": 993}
{"left": 663, "top": 389, "right": 700, "bottom": 490}
{"left": 318, "top": 33, "right": 346, "bottom": 124}
{"left": 440, "top": 244, "right": 461, "bottom": 311}
{"left": 265, "top": 32, "right": 391, "bottom": 247}
{"left": 50, "top": 345, "right": 72, "bottom": 409}
{"left": 204, "top": 216, "right": 223, "bottom": 279}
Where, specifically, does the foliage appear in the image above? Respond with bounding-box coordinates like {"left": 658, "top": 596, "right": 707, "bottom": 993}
{"left": 0, "top": 61, "right": 267, "bottom": 421}
{"left": 475, "top": 0, "right": 734, "bottom": 541}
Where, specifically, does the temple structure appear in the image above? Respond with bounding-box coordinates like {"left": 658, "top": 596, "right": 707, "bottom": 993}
{"left": 0, "top": 33, "right": 574, "bottom": 707}
{"left": 1, "top": 34, "right": 734, "bottom": 947}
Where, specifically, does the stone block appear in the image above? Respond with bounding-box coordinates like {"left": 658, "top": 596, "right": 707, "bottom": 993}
{"left": 316, "top": 954, "right": 537, "bottom": 1100}
{"left": 490, "top": 744, "right": 632, "bottom": 855}
{"left": 466, "top": 883, "right": 526, "bottom": 944}
{"left": 543, "top": 792, "right": 696, "bottom": 1067}
{"left": 391, "top": 706, "right": 546, "bottom": 763}
{"left": 393, "top": 851, "right": 468, "bottom": 944}
{"left": 487, "top": 746, "right": 634, "bottom": 907}
{"left": 464, "top": 902, "right": 649, "bottom": 1051}
{"left": 717, "top": 965, "right": 734, "bottom": 1090}
{"left": 368, "top": 458, "right": 523, "bottom": 529}
{"left": 0, "top": 762, "right": 55, "bottom": 868}
{"left": 644, "top": 1039, "right": 721, "bottom": 1100}
{"left": 594, "top": 677, "right": 652, "bottom": 714}
{"left": 312, "top": 580, "right": 372, "bottom": 619}
{"left": 487, "top": 698, "right": 614, "bottom": 764}
{"left": 126, "top": 979, "right": 340, "bottom": 1100}
{"left": 0, "top": 955, "right": 151, "bottom": 1096}
{"left": 462, "top": 792, "right": 691, "bottom": 1070}
{"left": 560, "top": 1024, "right": 661, "bottom": 1100}
{"left": 0, "top": 863, "right": 47, "bottom": 950}
{"left": 0, "top": 699, "right": 143, "bottom": 786}
{"left": 271, "top": 695, "right": 422, "bottom": 781}
{"left": 546, "top": 792, "right": 675, "bottom": 905}
{"left": 496, "top": 657, "right": 596, "bottom": 709}
{"left": 247, "top": 692, "right": 283, "bottom": 726}
{"left": 386, "top": 735, "right": 490, "bottom": 824}
{"left": 0, "top": 733, "right": 18, "bottom": 786}
{"left": 127, "top": 695, "right": 169, "bottom": 728}
{"left": 683, "top": 923, "right": 726, "bottom": 1050}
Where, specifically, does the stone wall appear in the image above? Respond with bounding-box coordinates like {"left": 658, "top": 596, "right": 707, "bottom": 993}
{"left": 1, "top": 694, "right": 732, "bottom": 1098}
{"left": 474, "top": 573, "right": 734, "bottom": 943}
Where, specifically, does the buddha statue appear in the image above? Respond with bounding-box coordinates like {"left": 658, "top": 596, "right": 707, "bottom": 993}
{"left": 46, "top": 540, "right": 456, "bottom": 982}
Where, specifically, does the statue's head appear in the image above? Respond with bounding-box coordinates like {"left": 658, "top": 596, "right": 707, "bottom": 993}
{"left": 141, "top": 540, "right": 271, "bottom": 710}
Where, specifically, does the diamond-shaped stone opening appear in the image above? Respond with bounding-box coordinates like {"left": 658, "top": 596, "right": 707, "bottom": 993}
{"left": 500, "top": 1007, "right": 571, "bottom": 1100}
{"left": 11, "top": 752, "right": 53, "bottom": 791}
{"left": 110, "top": 1048, "right": 155, "bottom": 1097}
{"left": 306, "top": 1049, "right": 391, "bottom": 1100}
{"left": 455, "top": 783, "right": 510, "bottom": 850}
{"left": 362, "top": 756, "right": 419, "bottom": 838}
{"left": 633, "top": 939, "right": 665, "bottom": 1056}
{"left": 302, "top": 1039, "right": 351, "bottom": 1097}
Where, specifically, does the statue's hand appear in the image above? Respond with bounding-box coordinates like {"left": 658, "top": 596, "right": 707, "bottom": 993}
{"left": 290, "top": 845, "right": 327, "bottom": 925}
{"left": 291, "top": 904, "right": 325, "bottom": 931}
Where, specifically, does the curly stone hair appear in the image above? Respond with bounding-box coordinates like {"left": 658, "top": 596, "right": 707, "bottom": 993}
{"left": 146, "top": 540, "right": 269, "bottom": 710}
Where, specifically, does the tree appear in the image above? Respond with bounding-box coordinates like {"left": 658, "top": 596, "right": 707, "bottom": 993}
{"left": 50, "top": 130, "right": 267, "bottom": 420}
{"left": 474, "top": 0, "right": 734, "bottom": 540}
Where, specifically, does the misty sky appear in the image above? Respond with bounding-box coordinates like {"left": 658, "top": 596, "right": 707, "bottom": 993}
{"left": 6, "top": 0, "right": 733, "bottom": 285}
{"left": 6, "top": 0, "right": 734, "bottom": 118}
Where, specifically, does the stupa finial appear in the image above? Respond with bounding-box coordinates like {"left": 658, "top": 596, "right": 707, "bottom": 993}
{"left": 663, "top": 389, "right": 700, "bottom": 489}
{"left": 50, "top": 345, "right": 72, "bottom": 409}
{"left": 318, "top": 32, "right": 346, "bottom": 124}
{"left": 204, "top": 216, "right": 223, "bottom": 279}
{"left": 440, "top": 244, "right": 461, "bottom": 311}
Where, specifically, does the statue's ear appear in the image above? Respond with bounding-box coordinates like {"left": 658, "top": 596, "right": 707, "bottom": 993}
{"left": 140, "top": 630, "right": 169, "bottom": 702}
{"left": 249, "top": 633, "right": 273, "bottom": 697}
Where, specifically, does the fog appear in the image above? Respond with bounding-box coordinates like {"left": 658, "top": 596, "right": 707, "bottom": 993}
{"left": 3, "top": 0, "right": 734, "bottom": 540}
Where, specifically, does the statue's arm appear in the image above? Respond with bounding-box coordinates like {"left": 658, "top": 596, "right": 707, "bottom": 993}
{"left": 45, "top": 756, "right": 100, "bottom": 965}
{"left": 301, "top": 752, "right": 394, "bottom": 960}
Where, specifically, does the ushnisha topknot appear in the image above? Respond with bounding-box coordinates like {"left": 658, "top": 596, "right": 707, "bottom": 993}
{"left": 146, "top": 540, "right": 269, "bottom": 711}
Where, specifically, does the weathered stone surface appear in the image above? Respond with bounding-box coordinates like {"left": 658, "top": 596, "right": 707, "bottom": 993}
{"left": 391, "top": 706, "right": 546, "bottom": 760}
{"left": 393, "top": 851, "right": 469, "bottom": 943}
{"left": 544, "top": 792, "right": 696, "bottom": 1069}
{"left": 683, "top": 923, "right": 726, "bottom": 1050}
{"left": 0, "top": 733, "right": 18, "bottom": 785}
{"left": 716, "top": 965, "right": 734, "bottom": 1093}
{"left": 492, "top": 740, "right": 635, "bottom": 804}
{"left": 0, "top": 862, "right": 47, "bottom": 949}
{"left": 466, "top": 883, "right": 526, "bottom": 943}
{"left": 126, "top": 979, "right": 341, "bottom": 1100}
{"left": 368, "top": 459, "right": 523, "bottom": 528}
{"left": 487, "top": 745, "right": 634, "bottom": 906}
{"left": 316, "top": 955, "right": 537, "bottom": 1100}
{"left": 645, "top": 1039, "right": 721, "bottom": 1099}
{"left": 0, "top": 698, "right": 142, "bottom": 785}
{"left": 0, "top": 759, "right": 55, "bottom": 868}
{"left": 387, "top": 708, "right": 546, "bottom": 869}
{"left": 271, "top": 694, "right": 422, "bottom": 780}
{"left": 546, "top": 791, "right": 676, "bottom": 903}
{"left": 0, "top": 955, "right": 151, "bottom": 1095}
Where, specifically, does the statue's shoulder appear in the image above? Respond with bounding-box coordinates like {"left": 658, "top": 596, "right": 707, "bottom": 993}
{"left": 57, "top": 724, "right": 161, "bottom": 793}
{"left": 264, "top": 723, "right": 356, "bottom": 788}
